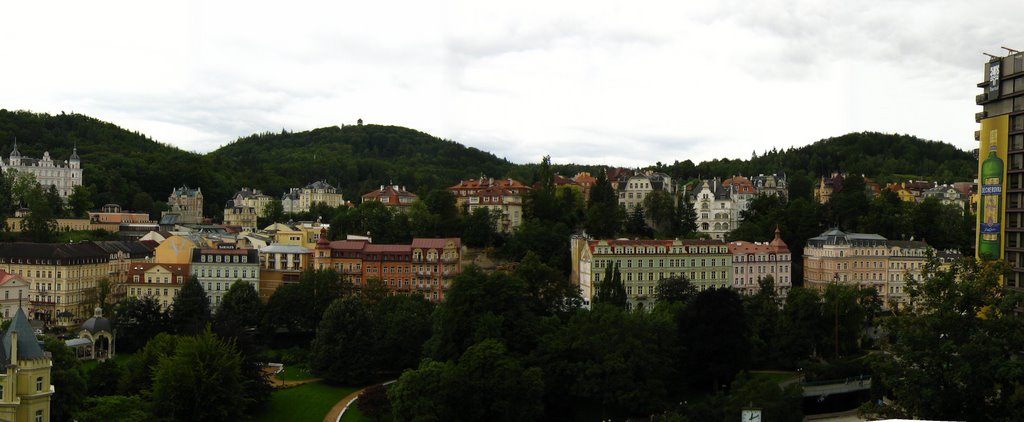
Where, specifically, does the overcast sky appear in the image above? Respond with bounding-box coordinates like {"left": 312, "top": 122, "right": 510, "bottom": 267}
{"left": 1, "top": 1, "right": 1020, "bottom": 167}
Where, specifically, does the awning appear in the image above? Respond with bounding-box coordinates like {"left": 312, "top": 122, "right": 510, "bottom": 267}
{"left": 65, "top": 338, "right": 91, "bottom": 348}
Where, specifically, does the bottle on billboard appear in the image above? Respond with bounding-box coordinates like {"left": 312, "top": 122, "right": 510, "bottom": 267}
{"left": 979, "top": 144, "right": 1004, "bottom": 260}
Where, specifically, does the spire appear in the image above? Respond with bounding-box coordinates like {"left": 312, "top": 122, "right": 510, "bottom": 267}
{"left": 9, "top": 137, "right": 19, "bottom": 157}
{"left": 70, "top": 141, "right": 80, "bottom": 161}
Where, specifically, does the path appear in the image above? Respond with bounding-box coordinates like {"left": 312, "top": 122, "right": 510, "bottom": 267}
{"left": 262, "top": 367, "right": 321, "bottom": 388}
{"left": 324, "top": 380, "right": 397, "bottom": 422}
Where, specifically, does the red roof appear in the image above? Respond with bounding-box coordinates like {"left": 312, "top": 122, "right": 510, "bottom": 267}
{"left": 0, "top": 270, "right": 25, "bottom": 286}
{"left": 128, "top": 263, "right": 192, "bottom": 283}
{"left": 411, "top": 238, "right": 461, "bottom": 250}
{"left": 364, "top": 244, "right": 412, "bottom": 253}
{"left": 361, "top": 185, "right": 419, "bottom": 205}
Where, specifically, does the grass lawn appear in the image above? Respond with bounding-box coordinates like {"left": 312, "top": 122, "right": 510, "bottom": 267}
{"left": 80, "top": 353, "right": 134, "bottom": 373}
{"left": 276, "top": 365, "right": 315, "bottom": 381}
{"left": 749, "top": 371, "right": 800, "bottom": 384}
{"left": 255, "top": 381, "right": 357, "bottom": 422}
{"left": 340, "top": 404, "right": 394, "bottom": 422}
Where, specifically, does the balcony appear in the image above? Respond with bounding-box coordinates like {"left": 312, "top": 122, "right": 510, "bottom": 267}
{"left": 976, "top": 111, "right": 988, "bottom": 123}
{"left": 341, "top": 268, "right": 362, "bottom": 275}
{"left": 977, "top": 93, "right": 990, "bottom": 105}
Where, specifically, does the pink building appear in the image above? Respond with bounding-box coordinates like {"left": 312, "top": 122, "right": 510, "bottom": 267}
{"left": 728, "top": 228, "right": 792, "bottom": 296}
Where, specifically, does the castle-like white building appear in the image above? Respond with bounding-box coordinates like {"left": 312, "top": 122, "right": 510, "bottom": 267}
{"left": 2, "top": 141, "right": 82, "bottom": 199}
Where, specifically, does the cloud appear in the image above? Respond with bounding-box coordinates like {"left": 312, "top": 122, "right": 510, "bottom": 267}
{"left": 0, "top": 0, "right": 1019, "bottom": 169}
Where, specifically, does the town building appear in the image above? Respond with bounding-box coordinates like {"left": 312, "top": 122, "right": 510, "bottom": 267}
{"left": 264, "top": 221, "right": 329, "bottom": 249}
{"left": 803, "top": 229, "right": 959, "bottom": 308}
{"left": 191, "top": 247, "right": 260, "bottom": 309}
{"left": 448, "top": 177, "right": 529, "bottom": 233}
{"left": 0, "top": 241, "right": 153, "bottom": 327}
{"left": 313, "top": 236, "right": 462, "bottom": 301}
{"left": 690, "top": 179, "right": 737, "bottom": 240}
{"left": 258, "top": 244, "right": 312, "bottom": 301}
{"left": 921, "top": 185, "right": 969, "bottom": 211}
{"left": 2, "top": 141, "right": 82, "bottom": 199}
{"left": 751, "top": 173, "right": 788, "bottom": 199}
{"left": 976, "top": 50, "right": 1024, "bottom": 289}
{"left": 125, "top": 263, "right": 192, "bottom": 311}
{"left": 722, "top": 176, "right": 756, "bottom": 216}
{"left": 571, "top": 172, "right": 597, "bottom": 200}
{"left": 0, "top": 270, "right": 30, "bottom": 320}
{"left": 161, "top": 186, "right": 204, "bottom": 226}
{"left": 0, "top": 309, "right": 53, "bottom": 422}
{"left": 572, "top": 238, "right": 733, "bottom": 309}
{"left": 728, "top": 228, "right": 792, "bottom": 296}
{"left": 361, "top": 185, "right": 418, "bottom": 211}
{"left": 615, "top": 171, "right": 674, "bottom": 212}
{"left": 230, "top": 188, "right": 275, "bottom": 217}
{"left": 223, "top": 200, "right": 258, "bottom": 231}
{"left": 282, "top": 181, "right": 345, "bottom": 214}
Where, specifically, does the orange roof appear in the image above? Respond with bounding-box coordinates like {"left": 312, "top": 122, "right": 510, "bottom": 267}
{"left": 0, "top": 269, "right": 25, "bottom": 286}
{"left": 448, "top": 177, "right": 530, "bottom": 191}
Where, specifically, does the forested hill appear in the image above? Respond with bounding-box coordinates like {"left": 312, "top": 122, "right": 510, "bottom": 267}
{"left": 206, "top": 124, "right": 515, "bottom": 201}
{"left": 0, "top": 110, "right": 229, "bottom": 215}
{"left": 0, "top": 110, "right": 977, "bottom": 218}
{"left": 671, "top": 132, "right": 976, "bottom": 186}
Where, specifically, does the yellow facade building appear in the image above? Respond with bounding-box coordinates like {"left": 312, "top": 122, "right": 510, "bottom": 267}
{"left": 0, "top": 309, "right": 53, "bottom": 422}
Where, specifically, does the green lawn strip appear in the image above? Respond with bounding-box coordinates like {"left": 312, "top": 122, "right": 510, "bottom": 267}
{"left": 276, "top": 365, "right": 315, "bottom": 381}
{"left": 748, "top": 370, "right": 800, "bottom": 384}
{"left": 339, "top": 399, "right": 393, "bottom": 422}
{"left": 255, "top": 381, "right": 357, "bottom": 422}
{"left": 80, "top": 353, "right": 134, "bottom": 374}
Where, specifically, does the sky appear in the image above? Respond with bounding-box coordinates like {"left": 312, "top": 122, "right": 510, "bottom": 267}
{"left": 1, "top": 1, "right": 1020, "bottom": 167}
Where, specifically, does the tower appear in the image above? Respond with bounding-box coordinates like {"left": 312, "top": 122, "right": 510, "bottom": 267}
{"left": 976, "top": 48, "right": 1024, "bottom": 289}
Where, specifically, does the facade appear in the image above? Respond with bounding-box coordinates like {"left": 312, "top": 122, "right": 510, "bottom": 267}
{"left": 282, "top": 181, "right": 344, "bottom": 214}
{"left": 0, "top": 270, "right": 30, "bottom": 320}
{"left": 573, "top": 238, "right": 733, "bottom": 309}
{"left": 448, "top": 177, "right": 529, "bottom": 233}
{"left": 722, "top": 176, "right": 756, "bottom": 216}
{"left": 162, "top": 186, "right": 204, "bottom": 225}
{"left": 223, "top": 201, "right": 258, "bottom": 231}
{"left": 751, "top": 173, "right": 788, "bottom": 199}
{"left": 230, "top": 188, "right": 274, "bottom": 217}
{"left": 0, "top": 309, "right": 53, "bottom": 422}
{"left": 571, "top": 172, "right": 597, "bottom": 200}
{"left": 361, "top": 185, "right": 418, "bottom": 211}
{"left": 690, "top": 179, "right": 736, "bottom": 240}
{"left": 616, "top": 171, "right": 674, "bottom": 212}
{"left": 2, "top": 142, "right": 82, "bottom": 199}
{"left": 313, "top": 237, "right": 462, "bottom": 301}
{"left": 191, "top": 248, "right": 260, "bottom": 309}
{"left": 125, "top": 263, "right": 192, "bottom": 311}
{"left": 803, "top": 229, "right": 959, "bottom": 307}
{"left": 976, "top": 51, "right": 1024, "bottom": 289}
{"left": 258, "top": 244, "right": 311, "bottom": 301}
{"left": 728, "top": 228, "right": 792, "bottom": 296}
{"left": 0, "top": 242, "right": 152, "bottom": 327}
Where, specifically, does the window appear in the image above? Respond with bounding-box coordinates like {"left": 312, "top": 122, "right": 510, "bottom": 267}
{"left": 36, "top": 376, "right": 43, "bottom": 391}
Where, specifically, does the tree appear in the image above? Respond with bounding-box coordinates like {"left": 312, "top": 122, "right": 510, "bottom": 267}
{"left": 22, "top": 183, "right": 57, "bottom": 242}
{"left": 263, "top": 269, "right": 347, "bottom": 334}
{"left": 118, "top": 333, "right": 178, "bottom": 396}
{"left": 513, "top": 251, "right": 582, "bottom": 317}
{"left": 68, "top": 184, "right": 95, "bottom": 217}
{"left": 462, "top": 207, "right": 499, "bottom": 248}
{"left": 310, "top": 297, "right": 376, "bottom": 384}
{"left": 655, "top": 275, "right": 697, "bottom": 304}
{"left": 87, "top": 359, "right": 123, "bottom": 396}
{"left": 262, "top": 198, "right": 284, "bottom": 226}
{"left": 390, "top": 339, "right": 544, "bottom": 422}
{"left": 44, "top": 336, "right": 87, "bottom": 422}
{"left": 371, "top": 294, "right": 435, "bottom": 374}
{"left": 643, "top": 190, "right": 676, "bottom": 234}
{"left": 870, "top": 258, "right": 1024, "bottom": 420}
{"left": 357, "top": 384, "right": 391, "bottom": 422}
{"left": 214, "top": 280, "right": 262, "bottom": 335}
{"left": 94, "top": 278, "right": 112, "bottom": 310}
{"left": 112, "top": 296, "right": 169, "bottom": 354}
{"left": 678, "top": 288, "right": 750, "bottom": 391}
{"left": 675, "top": 194, "right": 698, "bottom": 238}
{"left": 745, "top": 276, "right": 781, "bottom": 368}
{"left": 170, "top": 275, "right": 211, "bottom": 335}
{"left": 73, "top": 395, "right": 151, "bottom": 422}
{"left": 595, "top": 262, "right": 626, "bottom": 309}
{"left": 152, "top": 330, "right": 249, "bottom": 422}
{"left": 625, "top": 204, "right": 650, "bottom": 237}
{"left": 775, "top": 288, "right": 825, "bottom": 366}
{"left": 131, "top": 192, "right": 155, "bottom": 219}
{"left": 584, "top": 170, "right": 622, "bottom": 238}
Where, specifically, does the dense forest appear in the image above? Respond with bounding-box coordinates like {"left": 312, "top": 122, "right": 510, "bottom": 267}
{"left": 0, "top": 110, "right": 976, "bottom": 221}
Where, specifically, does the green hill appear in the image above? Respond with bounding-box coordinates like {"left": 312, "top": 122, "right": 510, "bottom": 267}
{"left": 0, "top": 111, "right": 978, "bottom": 218}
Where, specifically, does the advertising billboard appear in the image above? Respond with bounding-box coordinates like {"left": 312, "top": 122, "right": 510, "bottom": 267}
{"left": 977, "top": 115, "right": 1009, "bottom": 261}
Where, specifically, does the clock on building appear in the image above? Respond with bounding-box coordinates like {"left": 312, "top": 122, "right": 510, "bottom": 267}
{"left": 740, "top": 408, "right": 761, "bottom": 422}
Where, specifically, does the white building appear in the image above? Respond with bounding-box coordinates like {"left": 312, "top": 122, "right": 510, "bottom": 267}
{"left": 690, "top": 179, "right": 737, "bottom": 240}
{"left": 282, "top": 181, "right": 345, "bottom": 214}
{"left": 2, "top": 142, "right": 82, "bottom": 199}
{"left": 190, "top": 247, "right": 260, "bottom": 309}
{"left": 615, "top": 171, "right": 674, "bottom": 212}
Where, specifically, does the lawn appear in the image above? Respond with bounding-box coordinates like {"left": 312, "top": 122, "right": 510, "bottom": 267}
{"left": 276, "top": 365, "right": 315, "bottom": 381}
{"left": 80, "top": 353, "right": 134, "bottom": 373}
{"left": 255, "top": 381, "right": 357, "bottom": 422}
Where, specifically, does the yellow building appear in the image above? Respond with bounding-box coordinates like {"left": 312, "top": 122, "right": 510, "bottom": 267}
{"left": 264, "top": 222, "right": 328, "bottom": 249}
{"left": 0, "top": 309, "right": 53, "bottom": 422}
{"left": 281, "top": 181, "right": 345, "bottom": 214}
{"left": 154, "top": 235, "right": 205, "bottom": 265}
{"left": 161, "top": 186, "right": 204, "bottom": 225}
{"left": 803, "top": 229, "right": 959, "bottom": 308}
{"left": 223, "top": 202, "right": 258, "bottom": 231}
{"left": 125, "top": 263, "right": 192, "bottom": 311}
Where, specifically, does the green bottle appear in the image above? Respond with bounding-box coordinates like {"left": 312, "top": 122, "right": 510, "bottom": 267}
{"left": 979, "top": 144, "right": 1004, "bottom": 260}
